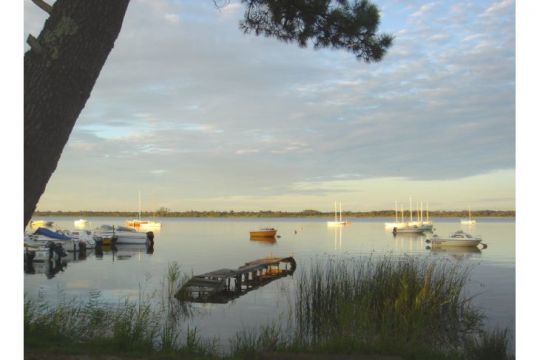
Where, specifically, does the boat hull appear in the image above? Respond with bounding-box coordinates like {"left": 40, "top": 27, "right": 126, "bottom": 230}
{"left": 385, "top": 222, "right": 407, "bottom": 229}
{"left": 327, "top": 221, "right": 350, "bottom": 227}
{"left": 127, "top": 220, "right": 162, "bottom": 230}
{"left": 249, "top": 230, "right": 277, "bottom": 238}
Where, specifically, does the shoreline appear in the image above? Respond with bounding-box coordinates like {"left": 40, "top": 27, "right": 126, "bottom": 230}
{"left": 33, "top": 211, "right": 515, "bottom": 219}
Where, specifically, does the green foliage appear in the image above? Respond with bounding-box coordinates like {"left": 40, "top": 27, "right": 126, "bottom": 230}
{"left": 240, "top": 0, "right": 393, "bottom": 62}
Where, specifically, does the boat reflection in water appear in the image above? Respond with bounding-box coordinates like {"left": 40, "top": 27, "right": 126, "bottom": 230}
{"left": 332, "top": 225, "right": 343, "bottom": 250}
{"left": 95, "top": 242, "right": 154, "bottom": 261}
{"left": 24, "top": 258, "right": 68, "bottom": 279}
{"left": 426, "top": 245, "right": 482, "bottom": 261}
{"left": 176, "top": 256, "right": 296, "bottom": 304}
{"left": 24, "top": 240, "right": 155, "bottom": 278}
{"left": 249, "top": 235, "right": 277, "bottom": 245}
{"left": 392, "top": 232, "right": 427, "bottom": 253}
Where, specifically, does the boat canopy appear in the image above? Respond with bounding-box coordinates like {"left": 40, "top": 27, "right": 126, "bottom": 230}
{"left": 34, "top": 227, "right": 71, "bottom": 241}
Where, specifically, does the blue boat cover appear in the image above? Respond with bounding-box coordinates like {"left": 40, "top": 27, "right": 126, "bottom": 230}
{"left": 34, "top": 227, "right": 72, "bottom": 241}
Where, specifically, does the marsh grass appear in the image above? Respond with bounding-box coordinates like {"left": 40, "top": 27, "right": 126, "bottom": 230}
{"left": 25, "top": 257, "right": 512, "bottom": 359}
{"left": 24, "top": 262, "right": 216, "bottom": 357}
{"left": 229, "top": 256, "right": 512, "bottom": 359}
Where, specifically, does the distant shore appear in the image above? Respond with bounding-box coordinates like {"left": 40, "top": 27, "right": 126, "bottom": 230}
{"left": 33, "top": 210, "right": 515, "bottom": 218}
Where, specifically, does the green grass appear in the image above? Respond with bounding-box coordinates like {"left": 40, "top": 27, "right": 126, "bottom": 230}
{"left": 24, "top": 258, "right": 513, "bottom": 359}
{"left": 227, "top": 256, "right": 513, "bottom": 360}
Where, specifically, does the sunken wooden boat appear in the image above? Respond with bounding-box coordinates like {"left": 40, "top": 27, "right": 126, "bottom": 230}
{"left": 175, "top": 256, "right": 296, "bottom": 303}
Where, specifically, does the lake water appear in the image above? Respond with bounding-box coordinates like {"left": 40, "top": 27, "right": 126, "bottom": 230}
{"left": 24, "top": 217, "right": 515, "bottom": 351}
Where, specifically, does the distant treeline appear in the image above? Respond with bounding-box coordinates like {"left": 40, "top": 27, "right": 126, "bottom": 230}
{"left": 34, "top": 209, "right": 515, "bottom": 218}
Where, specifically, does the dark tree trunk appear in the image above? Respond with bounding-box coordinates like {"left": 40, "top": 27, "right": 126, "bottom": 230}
{"left": 24, "top": 0, "right": 130, "bottom": 227}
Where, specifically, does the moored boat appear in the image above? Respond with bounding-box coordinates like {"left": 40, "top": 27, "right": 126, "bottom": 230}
{"left": 74, "top": 219, "right": 90, "bottom": 228}
{"left": 460, "top": 206, "right": 477, "bottom": 225}
{"left": 24, "top": 227, "right": 90, "bottom": 252}
{"left": 327, "top": 201, "right": 351, "bottom": 227}
{"left": 126, "top": 192, "right": 162, "bottom": 231}
{"left": 392, "top": 225, "right": 424, "bottom": 234}
{"left": 126, "top": 219, "right": 162, "bottom": 231}
{"left": 94, "top": 225, "right": 151, "bottom": 245}
{"left": 30, "top": 220, "right": 54, "bottom": 229}
{"left": 426, "top": 230, "right": 484, "bottom": 247}
{"left": 249, "top": 228, "right": 277, "bottom": 238}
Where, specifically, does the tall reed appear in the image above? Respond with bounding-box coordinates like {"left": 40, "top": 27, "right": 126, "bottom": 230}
{"left": 294, "top": 256, "right": 483, "bottom": 353}
{"left": 229, "top": 256, "right": 511, "bottom": 359}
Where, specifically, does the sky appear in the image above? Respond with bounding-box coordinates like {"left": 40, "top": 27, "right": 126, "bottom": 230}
{"left": 23, "top": 0, "right": 516, "bottom": 212}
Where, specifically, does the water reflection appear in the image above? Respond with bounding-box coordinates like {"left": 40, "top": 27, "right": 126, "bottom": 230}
{"left": 392, "top": 232, "right": 426, "bottom": 253}
{"left": 24, "top": 242, "right": 154, "bottom": 277}
{"left": 427, "top": 245, "right": 482, "bottom": 261}
{"left": 249, "top": 235, "right": 277, "bottom": 245}
{"left": 24, "top": 258, "right": 67, "bottom": 279}
{"left": 332, "top": 226, "right": 343, "bottom": 250}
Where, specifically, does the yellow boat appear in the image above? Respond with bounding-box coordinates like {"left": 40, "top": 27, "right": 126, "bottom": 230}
{"left": 249, "top": 228, "right": 277, "bottom": 238}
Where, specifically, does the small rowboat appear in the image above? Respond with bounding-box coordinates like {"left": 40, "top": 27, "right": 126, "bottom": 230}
{"left": 249, "top": 228, "right": 277, "bottom": 238}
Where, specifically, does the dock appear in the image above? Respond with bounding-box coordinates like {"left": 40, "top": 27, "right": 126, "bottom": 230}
{"left": 175, "top": 256, "right": 296, "bottom": 303}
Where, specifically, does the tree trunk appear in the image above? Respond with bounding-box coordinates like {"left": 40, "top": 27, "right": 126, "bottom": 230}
{"left": 24, "top": 0, "right": 130, "bottom": 227}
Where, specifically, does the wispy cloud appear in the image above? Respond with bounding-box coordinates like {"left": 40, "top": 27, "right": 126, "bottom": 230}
{"left": 26, "top": 0, "right": 515, "bottom": 211}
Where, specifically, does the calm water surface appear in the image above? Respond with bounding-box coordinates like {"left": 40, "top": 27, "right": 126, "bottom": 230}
{"left": 25, "top": 217, "right": 515, "bottom": 350}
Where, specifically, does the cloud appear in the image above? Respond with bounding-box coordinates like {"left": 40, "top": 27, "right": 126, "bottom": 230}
{"left": 164, "top": 13, "right": 180, "bottom": 24}
{"left": 410, "top": 2, "right": 436, "bottom": 19}
{"left": 25, "top": 0, "right": 515, "bottom": 211}
{"left": 219, "top": 2, "right": 242, "bottom": 18}
{"left": 483, "top": 0, "right": 514, "bottom": 15}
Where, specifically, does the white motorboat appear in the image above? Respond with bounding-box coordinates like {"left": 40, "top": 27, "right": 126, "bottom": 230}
{"left": 64, "top": 229, "right": 96, "bottom": 249}
{"left": 94, "top": 225, "right": 149, "bottom": 245}
{"left": 426, "top": 230, "right": 484, "bottom": 247}
{"left": 24, "top": 227, "right": 91, "bottom": 252}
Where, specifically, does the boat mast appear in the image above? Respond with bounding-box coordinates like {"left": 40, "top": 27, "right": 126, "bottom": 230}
{"left": 395, "top": 200, "right": 398, "bottom": 223}
{"left": 416, "top": 201, "right": 419, "bottom": 222}
{"left": 420, "top": 201, "right": 423, "bottom": 222}
{"left": 401, "top": 204, "right": 404, "bottom": 223}
{"left": 426, "top": 202, "right": 429, "bottom": 221}
{"left": 334, "top": 201, "right": 337, "bottom": 222}
{"left": 138, "top": 191, "right": 141, "bottom": 220}
{"left": 339, "top": 202, "right": 342, "bottom": 222}
{"left": 409, "top": 196, "right": 412, "bottom": 222}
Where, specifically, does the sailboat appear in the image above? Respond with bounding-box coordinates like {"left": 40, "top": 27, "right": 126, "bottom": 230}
{"left": 126, "top": 192, "right": 162, "bottom": 231}
{"left": 327, "top": 201, "right": 351, "bottom": 227}
{"left": 460, "top": 206, "right": 477, "bottom": 225}
{"left": 384, "top": 200, "right": 407, "bottom": 229}
{"left": 418, "top": 201, "right": 433, "bottom": 231}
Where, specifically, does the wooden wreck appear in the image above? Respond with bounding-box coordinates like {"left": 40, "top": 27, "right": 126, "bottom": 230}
{"left": 175, "top": 256, "right": 296, "bottom": 303}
